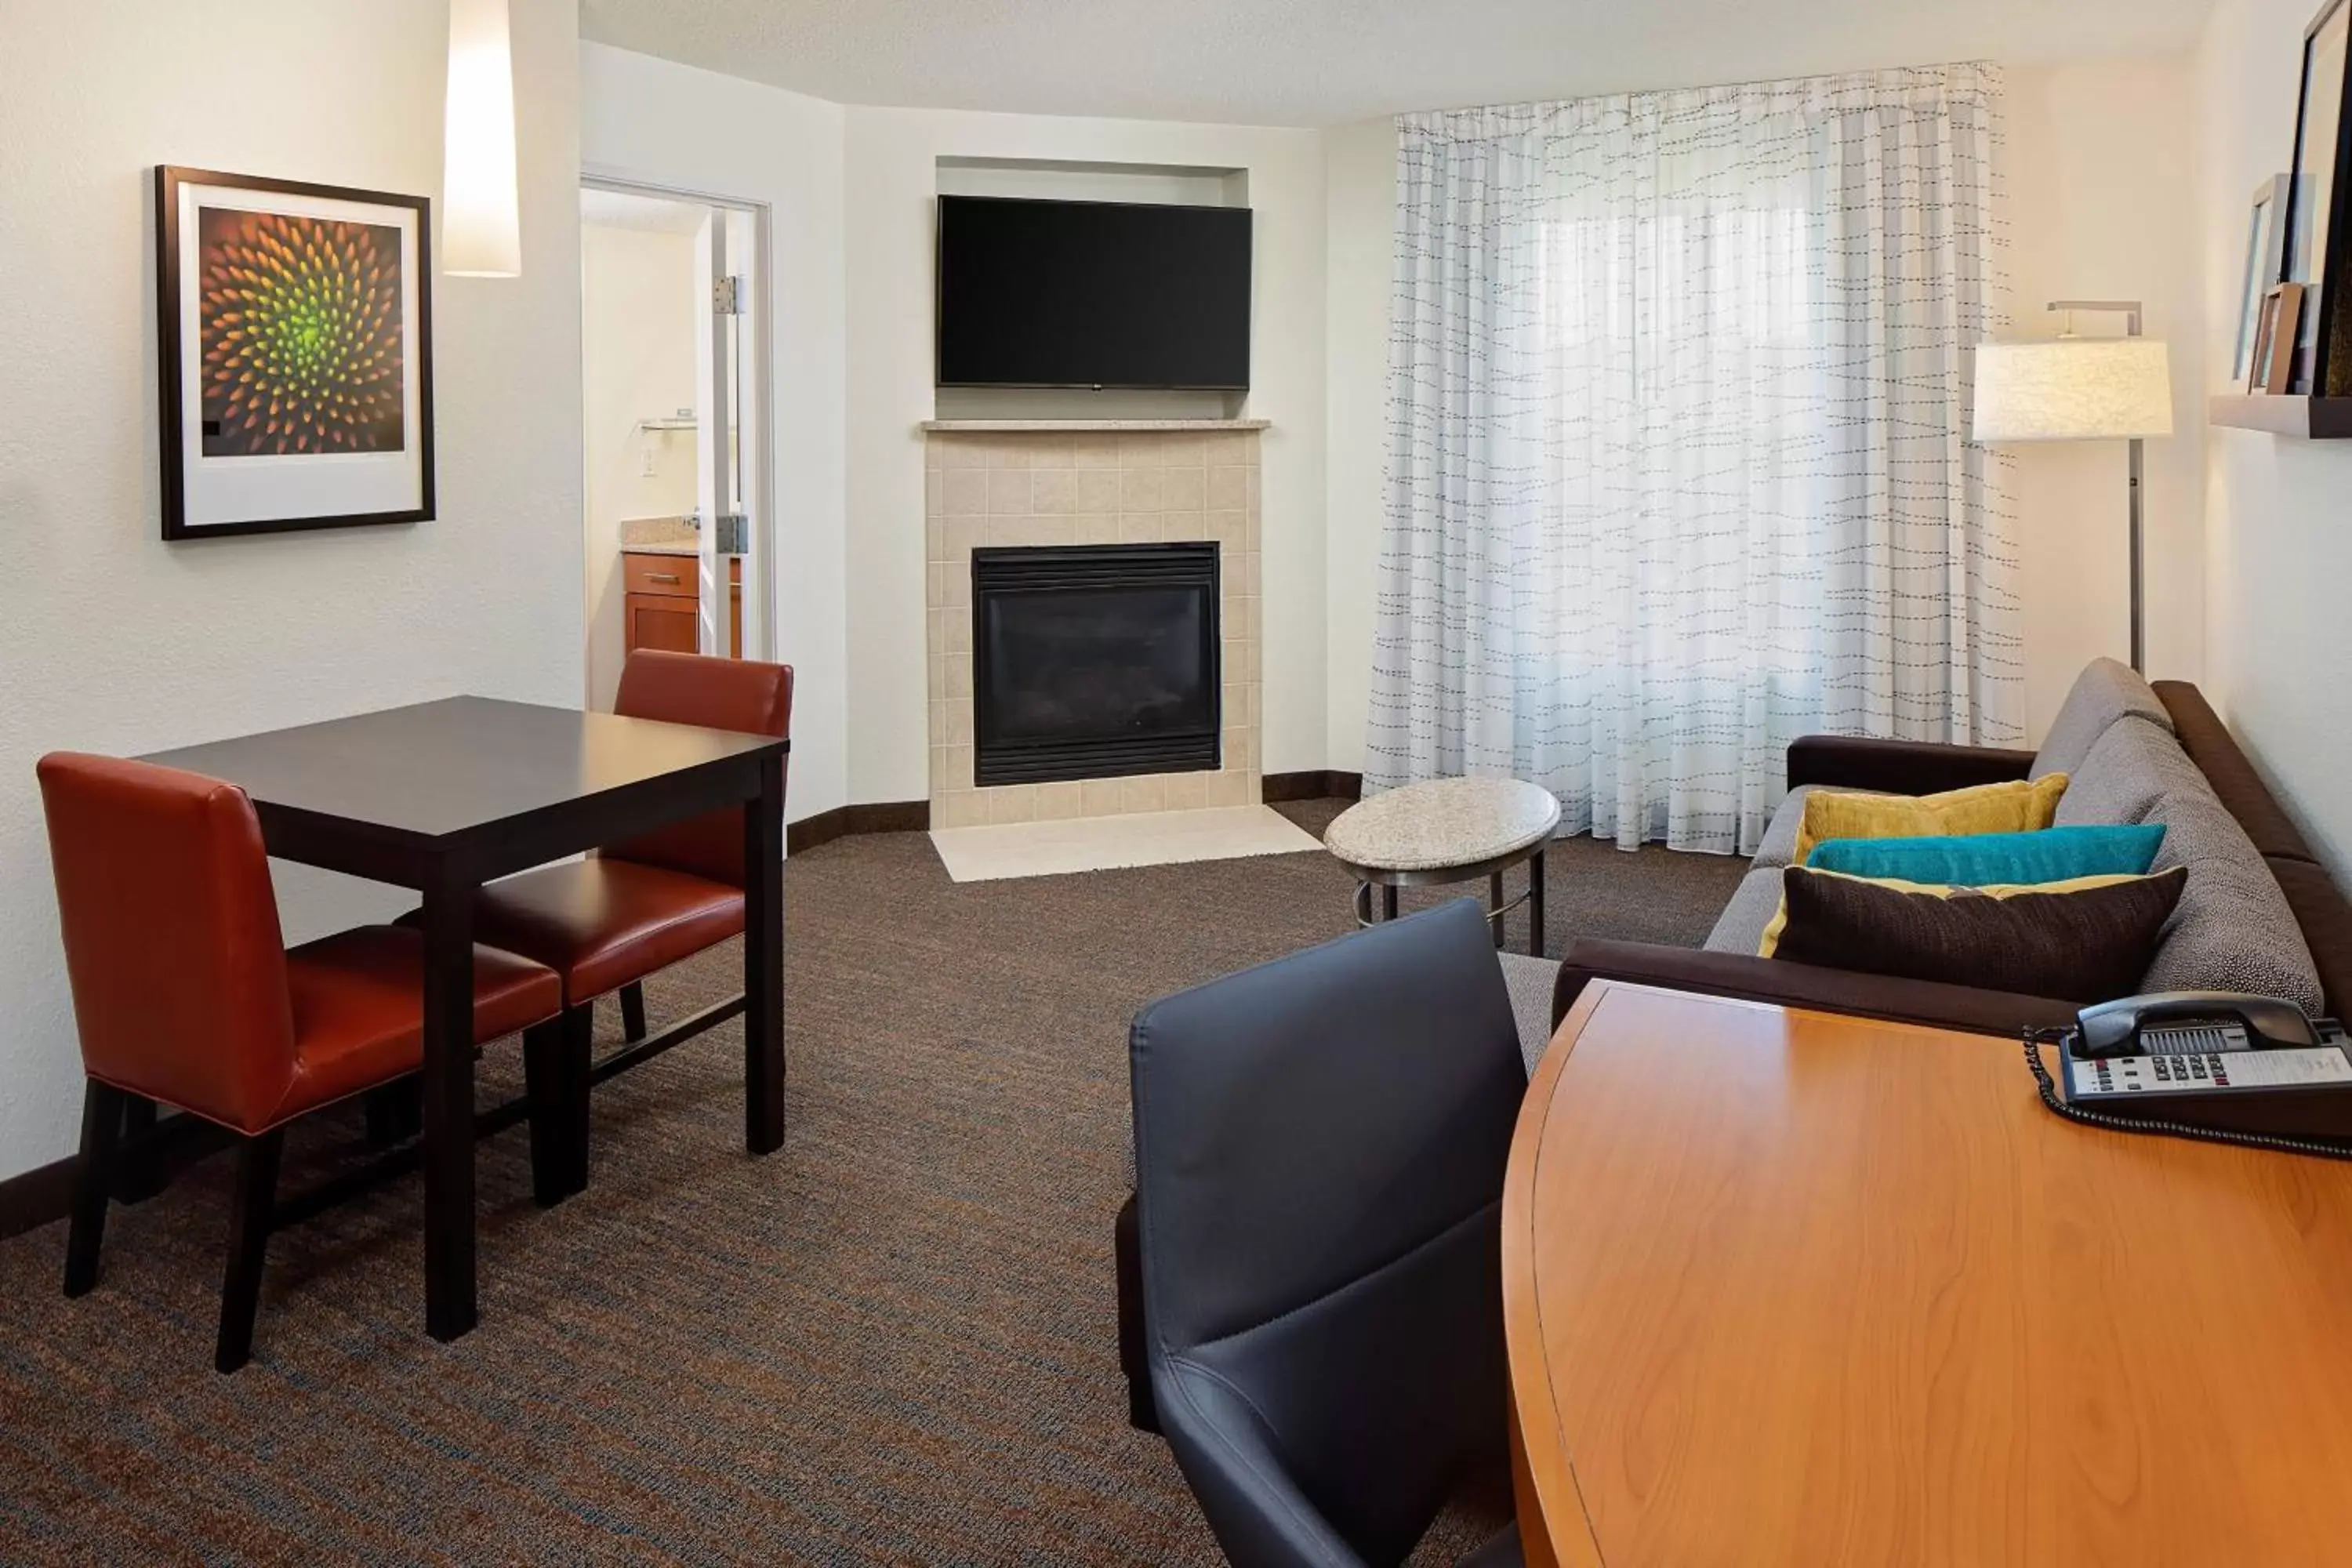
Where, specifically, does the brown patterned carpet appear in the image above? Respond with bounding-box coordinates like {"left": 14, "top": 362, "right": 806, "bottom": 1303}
{"left": 0, "top": 801, "right": 1742, "bottom": 1566}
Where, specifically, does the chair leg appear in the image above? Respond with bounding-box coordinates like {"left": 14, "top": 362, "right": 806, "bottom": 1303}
{"left": 619, "top": 982, "right": 648, "bottom": 1044}
{"left": 114, "top": 1094, "right": 165, "bottom": 1203}
{"left": 521, "top": 1023, "right": 572, "bottom": 1209}
{"left": 363, "top": 1077, "right": 425, "bottom": 1149}
{"left": 561, "top": 1004, "right": 594, "bottom": 1196}
{"left": 1115, "top": 1192, "right": 1158, "bottom": 1434}
{"left": 64, "top": 1080, "right": 128, "bottom": 1298}
{"left": 215, "top": 1130, "right": 283, "bottom": 1374}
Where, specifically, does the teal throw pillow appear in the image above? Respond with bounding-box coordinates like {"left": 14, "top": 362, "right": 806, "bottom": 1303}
{"left": 1805, "top": 823, "right": 2163, "bottom": 887}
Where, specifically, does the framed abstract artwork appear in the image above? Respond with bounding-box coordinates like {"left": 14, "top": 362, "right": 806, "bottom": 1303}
{"left": 154, "top": 166, "right": 434, "bottom": 539}
{"left": 2283, "top": 0, "right": 2352, "bottom": 394}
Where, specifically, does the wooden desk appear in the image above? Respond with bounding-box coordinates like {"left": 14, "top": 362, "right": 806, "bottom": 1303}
{"left": 1504, "top": 981, "right": 2352, "bottom": 1567}
{"left": 144, "top": 697, "right": 789, "bottom": 1343}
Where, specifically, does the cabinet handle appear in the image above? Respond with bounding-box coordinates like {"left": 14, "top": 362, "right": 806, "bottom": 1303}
{"left": 648, "top": 572, "right": 681, "bottom": 584}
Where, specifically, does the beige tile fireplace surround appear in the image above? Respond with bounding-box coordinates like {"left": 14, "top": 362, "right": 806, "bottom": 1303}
{"left": 923, "top": 423, "right": 1265, "bottom": 831}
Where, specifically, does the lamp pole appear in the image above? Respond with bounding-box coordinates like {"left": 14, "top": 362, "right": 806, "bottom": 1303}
{"left": 2048, "top": 299, "right": 2147, "bottom": 673}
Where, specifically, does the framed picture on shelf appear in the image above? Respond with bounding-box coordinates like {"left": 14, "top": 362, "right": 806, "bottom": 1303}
{"left": 2283, "top": 0, "right": 2351, "bottom": 394}
{"left": 2234, "top": 175, "right": 2293, "bottom": 382}
{"left": 155, "top": 165, "right": 434, "bottom": 540}
{"left": 2252, "top": 282, "right": 2306, "bottom": 395}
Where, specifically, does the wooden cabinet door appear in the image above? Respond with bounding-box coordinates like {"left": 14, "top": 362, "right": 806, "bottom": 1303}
{"left": 625, "top": 592, "right": 699, "bottom": 655}
{"left": 619, "top": 550, "right": 746, "bottom": 659}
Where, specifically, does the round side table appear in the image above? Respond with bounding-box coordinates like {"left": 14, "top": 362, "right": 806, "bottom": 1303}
{"left": 1323, "top": 777, "right": 1561, "bottom": 955}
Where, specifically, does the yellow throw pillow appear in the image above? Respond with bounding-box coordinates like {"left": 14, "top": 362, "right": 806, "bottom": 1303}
{"left": 1789, "top": 773, "right": 2067, "bottom": 867}
{"left": 1759, "top": 866, "right": 2137, "bottom": 958}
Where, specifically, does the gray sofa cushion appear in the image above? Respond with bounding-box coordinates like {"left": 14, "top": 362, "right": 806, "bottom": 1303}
{"left": 2033, "top": 658, "right": 2175, "bottom": 779}
{"left": 1708, "top": 866, "right": 1789, "bottom": 954}
{"left": 1752, "top": 787, "right": 1814, "bottom": 869}
{"left": 2053, "top": 717, "right": 2216, "bottom": 829}
{"left": 1497, "top": 952, "right": 1559, "bottom": 1073}
{"left": 2140, "top": 789, "right": 2325, "bottom": 1015}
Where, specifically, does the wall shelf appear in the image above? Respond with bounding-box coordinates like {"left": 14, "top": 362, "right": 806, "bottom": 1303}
{"left": 2208, "top": 394, "right": 2352, "bottom": 438}
{"left": 918, "top": 418, "right": 1270, "bottom": 433}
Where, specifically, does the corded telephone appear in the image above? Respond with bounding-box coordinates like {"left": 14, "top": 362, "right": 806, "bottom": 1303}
{"left": 2026, "top": 991, "right": 2352, "bottom": 1157}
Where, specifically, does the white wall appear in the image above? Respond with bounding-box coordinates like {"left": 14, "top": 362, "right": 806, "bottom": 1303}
{"left": 2003, "top": 56, "right": 2207, "bottom": 739}
{"left": 842, "top": 107, "right": 1330, "bottom": 802}
{"left": 1318, "top": 65, "right": 2210, "bottom": 771}
{"left": 579, "top": 43, "right": 851, "bottom": 822}
{"left": 2197, "top": 0, "right": 2352, "bottom": 883}
{"left": 581, "top": 222, "right": 700, "bottom": 710}
{"left": 0, "top": 0, "right": 584, "bottom": 1181}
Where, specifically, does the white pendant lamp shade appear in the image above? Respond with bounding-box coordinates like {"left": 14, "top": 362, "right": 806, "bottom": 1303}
{"left": 443, "top": 0, "right": 521, "bottom": 277}
{"left": 1971, "top": 339, "right": 2172, "bottom": 443}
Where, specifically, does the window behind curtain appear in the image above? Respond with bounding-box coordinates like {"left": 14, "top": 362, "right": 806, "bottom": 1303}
{"left": 1374, "top": 66, "right": 2016, "bottom": 853}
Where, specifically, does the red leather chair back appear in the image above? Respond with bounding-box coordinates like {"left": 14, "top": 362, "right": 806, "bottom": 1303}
{"left": 607, "top": 651, "right": 793, "bottom": 886}
{"left": 36, "top": 753, "right": 299, "bottom": 1134}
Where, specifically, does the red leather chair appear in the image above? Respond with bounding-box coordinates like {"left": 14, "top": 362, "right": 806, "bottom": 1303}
{"left": 466, "top": 651, "right": 793, "bottom": 1192}
{"left": 38, "top": 753, "right": 565, "bottom": 1372}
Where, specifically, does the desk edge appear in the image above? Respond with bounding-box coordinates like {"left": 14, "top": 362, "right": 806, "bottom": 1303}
{"left": 1502, "top": 982, "right": 1613, "bottom": 1568}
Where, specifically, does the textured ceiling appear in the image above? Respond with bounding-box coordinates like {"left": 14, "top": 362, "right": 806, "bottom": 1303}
{"left": 579, "top": 0, "right": 2215, "bottom": 128}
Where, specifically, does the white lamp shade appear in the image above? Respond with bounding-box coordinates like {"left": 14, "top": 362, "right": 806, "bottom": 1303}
{"left": 443, "top": 0, "right": 521, "bottom": 277}
{"left": 1971, "top": 338, "right": 2172, "bottom": 443}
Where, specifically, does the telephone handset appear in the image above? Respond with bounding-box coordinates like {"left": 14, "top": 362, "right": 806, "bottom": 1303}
{"left": 2027, "top": 991, "right": 2352, "bottom": 1158}
{"left": 2073, "top": 990, "right": 2323, "bottom": 1055}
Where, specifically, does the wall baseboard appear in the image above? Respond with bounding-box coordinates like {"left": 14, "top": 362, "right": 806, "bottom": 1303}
{"left": 1261, "top": 771, "right": 1364, "bottom": 804}
{"left": 0, "top": 1154, "right": 75, "bottom": 1242}
{"left": 788, "top": 800, "right": 930, "bottom": 855}
{"left": 0, "top": 1108, "right": 231, "bottom": 1242}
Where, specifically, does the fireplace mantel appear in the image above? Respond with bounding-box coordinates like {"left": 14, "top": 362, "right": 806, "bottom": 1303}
{"left": 916, "top": 418, "right": 1271, "bottom": 434}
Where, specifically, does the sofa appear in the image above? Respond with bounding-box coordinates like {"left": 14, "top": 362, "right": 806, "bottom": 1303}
{"left": 1120, "top": 660, "right": 2352, "bottom": 1433}
{"left": 1550, "top": 659, "right": 2352, "bottom": 1036}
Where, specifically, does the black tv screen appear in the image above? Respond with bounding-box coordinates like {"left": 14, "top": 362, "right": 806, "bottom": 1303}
{"left": 935, "top": 195, "right": 1251, "bottom": 390}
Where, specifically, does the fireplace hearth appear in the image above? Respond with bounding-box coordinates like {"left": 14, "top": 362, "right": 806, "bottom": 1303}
{"left": 971, "top": 543, "right": 1221, "bottom": 787}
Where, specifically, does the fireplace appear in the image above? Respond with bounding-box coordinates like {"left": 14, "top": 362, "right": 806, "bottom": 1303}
{"left": 971, "top": 543, "right": 1221, "bottom": 787}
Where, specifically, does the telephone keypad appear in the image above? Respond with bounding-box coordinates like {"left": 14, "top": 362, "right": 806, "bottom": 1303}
{"left": 2070, "top": 1042, "right": 2352, "bottom": 1099}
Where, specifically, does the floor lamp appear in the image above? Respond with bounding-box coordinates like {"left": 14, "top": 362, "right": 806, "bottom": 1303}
{"left": 1972, "top": 301, "right": 2174, "bottom": 673}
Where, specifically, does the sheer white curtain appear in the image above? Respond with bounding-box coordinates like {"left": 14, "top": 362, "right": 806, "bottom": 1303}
{"left": 1369, "top": 63, "right": 2020, "bottom": 854}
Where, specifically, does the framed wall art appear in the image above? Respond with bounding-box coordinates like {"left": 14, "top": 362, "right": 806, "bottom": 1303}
{"left": 2252, "top": 282, "right": 2306, "bottom": 395}
{"left": 155, "top": 166, "right": 434, "bottom": 539}
{"left": 2234, "top": 174, "right": 2293, "bottom": 383}
{"left": 2284, "top": 0, "right": 2352, "bottom": 394}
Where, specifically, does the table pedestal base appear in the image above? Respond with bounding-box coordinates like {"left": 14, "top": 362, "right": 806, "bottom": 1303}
{"left": 1344, "top": 840, "right": 1548, "bottom": 957}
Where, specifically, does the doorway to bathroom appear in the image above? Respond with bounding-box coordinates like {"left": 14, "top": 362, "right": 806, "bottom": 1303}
{"left": 578, "top": 179, "right": 772, "bottom": 710}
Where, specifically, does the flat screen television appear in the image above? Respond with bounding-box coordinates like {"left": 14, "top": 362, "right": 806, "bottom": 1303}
{"left": 935, "top": 195, "right": 1252, "bottom": 390}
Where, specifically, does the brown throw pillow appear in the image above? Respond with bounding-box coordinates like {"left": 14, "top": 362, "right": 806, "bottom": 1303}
{"left": 1766, "top": 866, "right": 2188, "bottom": 1002}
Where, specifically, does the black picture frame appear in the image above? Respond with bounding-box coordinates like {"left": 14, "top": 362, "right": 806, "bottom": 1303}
{"left": 2283, "top": 0, "right": 2352, "bottom": 394}
{"left": 155, "top": 165, "right": 435, "bottom": 540}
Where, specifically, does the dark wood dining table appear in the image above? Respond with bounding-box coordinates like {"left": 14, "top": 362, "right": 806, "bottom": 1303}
{"left": 143, "top": 695, "right": 789, "bottom": 1343}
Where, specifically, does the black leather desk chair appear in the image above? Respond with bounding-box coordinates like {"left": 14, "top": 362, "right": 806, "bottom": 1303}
{"left": 1128, "top": 900, "right": 1526, "bottom": 1568}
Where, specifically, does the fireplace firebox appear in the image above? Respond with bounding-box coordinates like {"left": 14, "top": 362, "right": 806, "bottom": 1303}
{"left": 971, "top": 543, "right": 1221, "bottom": 787}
